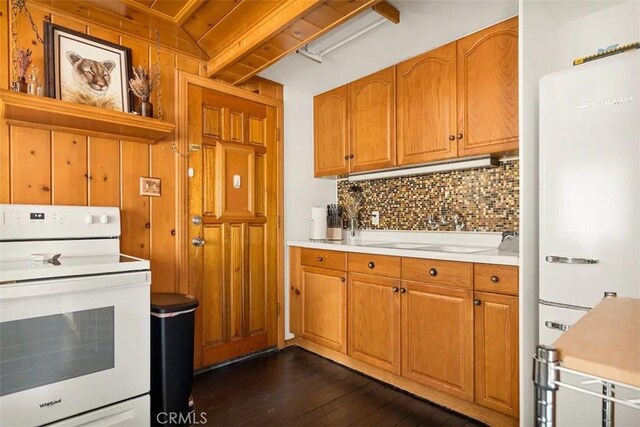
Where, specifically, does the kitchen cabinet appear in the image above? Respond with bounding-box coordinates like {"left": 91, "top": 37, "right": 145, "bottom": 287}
{"left": 348, "top": 273, "right": 401, "bottom": 374}
{"left": 401, "top": 281, "right": 474, "bottom": 401}
{"left": 300, "top": 266, "right": 347, "bottom": 353}
{"left": 349, "top": 67, "right": 397, "bottom": 172}
{"left": 397, "top": 42, "right": 458, "bottom": 165}
{"left": 313, "top": 85, "right": 349, "bottom": 177}
{"left": 289, "top": 246, "right": 302, "bottom": 335}
{"left": 474, "top": 291, "right": 519, "bottom": 417}
{"left": 456, "top": 17, "right": 519, "bottom": 156}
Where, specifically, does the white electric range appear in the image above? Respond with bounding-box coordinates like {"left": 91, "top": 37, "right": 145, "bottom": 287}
{"left": 0, "top": 204, "right": 151, "bottom": 426}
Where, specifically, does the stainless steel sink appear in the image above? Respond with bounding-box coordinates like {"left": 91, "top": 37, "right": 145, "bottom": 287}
{"left": 420, "top": 245, "right": 494, "bottom": 253}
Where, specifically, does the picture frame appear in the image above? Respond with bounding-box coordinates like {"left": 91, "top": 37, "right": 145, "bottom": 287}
{"left": 44, "top": 22, "right": 133, "bottom": 113}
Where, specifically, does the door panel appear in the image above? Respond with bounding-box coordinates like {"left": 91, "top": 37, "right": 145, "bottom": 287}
{"left": 474, "top": 291, "right": 519, "bottom": 417}
{"left": 401, "top": 281, "right": 474, "bottom": 401}
{"left": 301, "top": 266, "right": 347, "bottom": 353}
{"left": 397, "top": 43, "right": 457, "bottom": 165}
{"left": 457, "top": 17, "right": 518, "bottom": 156}
{"left": 188, "top": 83, "right": 277, "bottom": 368}
{"left": 349, "top": 67, "right": 396, "bottom": 172}
{"left": 313, "top": 85, "right": 349, "bottom": 176}
{"left": 348, "top": 273, "right": 401, "bottom": 374}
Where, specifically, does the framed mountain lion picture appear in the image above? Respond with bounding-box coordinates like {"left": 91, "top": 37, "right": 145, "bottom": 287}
{"left": 44, "top": 22, "right": 133, "bottom": 112}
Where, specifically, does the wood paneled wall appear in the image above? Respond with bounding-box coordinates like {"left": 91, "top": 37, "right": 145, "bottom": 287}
{"left": 0, "top": 0, "right": 208, "bottom": 293}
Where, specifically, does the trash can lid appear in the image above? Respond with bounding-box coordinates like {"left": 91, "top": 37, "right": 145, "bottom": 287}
{"left": 151, "top": 293, "right": 199, "bottom": 314}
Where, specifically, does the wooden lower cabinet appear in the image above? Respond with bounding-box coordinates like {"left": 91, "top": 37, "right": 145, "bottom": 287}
{"left": 300, "top": 266, "right": 347, "bottom": 353}
{"left": 348, "top": 273, "right": 401, "bottom": 374}
{"left": 474, "top": 291, "right": 519, "bottom": 417}
{"left": 401, "top": 281, "right": 474, "bottom": 401}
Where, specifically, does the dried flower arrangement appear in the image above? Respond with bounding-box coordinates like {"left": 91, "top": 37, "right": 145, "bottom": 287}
{"left": 128, "top": 65, "right": 159, "bottom": 102}
{"left": 344, "top": 184, "right": 364, "bottom": 220}
{"left": 16, "top": 48, "right": 32, "bottom": 79}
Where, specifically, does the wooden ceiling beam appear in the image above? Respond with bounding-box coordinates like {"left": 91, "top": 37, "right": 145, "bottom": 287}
{"left": 174, "top": 0, "right": 205, "bottom": 25}
{"left": 206, "top": 0, "right": 325, "bottom": 79}
{"left": 373, "top": 1, "right": 400, "bottom": 24}
{"left": 219, "top": 0, "right": 385, "bottom": 85}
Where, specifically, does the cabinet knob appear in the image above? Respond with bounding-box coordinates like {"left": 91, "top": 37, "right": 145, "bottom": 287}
{"left": 429, "top": 268, "right": 438, "bottom": 277}
{"left": 399, "top": 288, "right": 407, "bottom": 294}
{"left": 448, "top": 135, "right": 455, "bottom": 141}
{"left": 368, "top": 261, "right": 375, "bottom": 269}
{"left": 474, "top": 299, "right": 482, "bottom": 306}
{"left": 392, "top": 287, "right": 399, "bottom": 293}
{"left": 295, "top": 288, "right": 301, "bottom": 295}
{"left": 349, "top": 154, "right": 354, "bottom": 159}
{"left": 344, "top": 155, "right": 349, "bottom": 160}
{"left": 317, "top": 256, "right": 323, "bottom": 262}
{"left": 457, "top": 133, "right": 463, "bottom": 139}
{"left": 340, "top": 277, "right": 346, "bottom": 283}
{"left": 491, "top": 275, "right": 500, "bottom": 283}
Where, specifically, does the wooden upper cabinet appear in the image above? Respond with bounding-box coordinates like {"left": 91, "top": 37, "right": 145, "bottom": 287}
{"left": 397, "top": 42, "right": 458, "bottom": 165}
{"left": 474, "top": 291, "right": 519, "bottom": 417}
{"left": 348, "top": 273, "right": 401, "bottom": 374}
{"left": 313, "top": 85, "right": 349, "bottom": 177}
{"left": 457, "top": 17, "right": 519, "bottom": 156}
{"left": 349, "top": 67, "right": 396, "bottom": 173}
{"left": 401, "top": 281, "right": 474, "bottom": 401}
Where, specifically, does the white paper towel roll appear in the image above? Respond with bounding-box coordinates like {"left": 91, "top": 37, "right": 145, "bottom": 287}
{"left": 310, "top": 207, "right": 327, "bottom": 240}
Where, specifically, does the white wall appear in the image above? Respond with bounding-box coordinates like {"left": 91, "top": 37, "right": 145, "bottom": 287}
{"left": 520, "top": 0, "right": 639, "bottom": 424}
{"left": 262, "top": 0, "right": 519, "bottom": 339}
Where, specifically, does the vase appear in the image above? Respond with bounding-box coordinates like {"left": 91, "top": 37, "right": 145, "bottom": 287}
{"left": 139, "top": 99, "right": 154, "bottom": 118}
{"left": 347, "top": 217, "right": 358, "bottom": 244}
{"left": 13, "top": 77, "right": 28, "bottom": 93}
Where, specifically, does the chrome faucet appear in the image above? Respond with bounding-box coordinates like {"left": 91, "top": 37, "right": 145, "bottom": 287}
{"left": 427, "top": 206, "right": 465, "bottom": 231}
{"left": 452, "top": 214, "right": 465, "bottom": 231}
{"left": 438, "top": 206, "right": 450, "bottom": 226}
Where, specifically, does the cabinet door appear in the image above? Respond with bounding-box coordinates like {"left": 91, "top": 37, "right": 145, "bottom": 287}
{"left": 397, "top": 42, "right": 457, "bottom": 165}
{"left": 457, "top": 17, "right": 518, "bottom": 156}
{"left": 349, "top": 67, "right": 396, "bottom": 172}
{"left": 401, "top": 281, "right": 474, "bottom": 401}
{"left": 289, "top": 247, "right": 302, "bottom": 336}
{"left": 474, "top": 291, "right": 519, "bottom": 417}
{"left": 300, "top": 266, "right": 347, "bottom": 353}
{"left": 313, "top": 85, "right": 349, "bottom": 177}
{"left": 348, "top": 273, "right": 401, "bottom": 374}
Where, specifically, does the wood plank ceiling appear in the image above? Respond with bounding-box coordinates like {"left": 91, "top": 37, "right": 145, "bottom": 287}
{"left": 34, "top": 0, "right": 399, "bottom": 85}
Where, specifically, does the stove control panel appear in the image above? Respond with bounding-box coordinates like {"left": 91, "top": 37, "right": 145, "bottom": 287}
{"left": 0, "top": 205, "right": 120, "bottom": 240}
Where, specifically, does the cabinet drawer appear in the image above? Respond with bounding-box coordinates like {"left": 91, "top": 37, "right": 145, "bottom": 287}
{"left": 401, "top": 258, "right": 472, "bottom": 289}
{"left": 301, "top": 248, "right": 346, "bottom": 271}
{"left": 348, "top": 253, "right": 400, "bottom": 278}
{"left": 474, "top": 264, "right": 518, "bottom": 296}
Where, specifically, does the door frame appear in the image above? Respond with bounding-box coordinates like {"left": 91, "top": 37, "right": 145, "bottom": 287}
{"left": 176, "top": 71, "right": 285, "bottom": 350}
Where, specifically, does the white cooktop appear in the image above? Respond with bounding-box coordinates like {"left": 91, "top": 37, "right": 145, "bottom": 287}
{"left": 0, "top": 254, "right": 150, "bottom": 283}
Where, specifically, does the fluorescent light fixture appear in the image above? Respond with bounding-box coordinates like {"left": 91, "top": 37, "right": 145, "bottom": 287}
{"left": 339, "top": 156, "right": 499, "bottom": 182}
{"left": 296, "top": 10, "right": 389, "bottom": 63}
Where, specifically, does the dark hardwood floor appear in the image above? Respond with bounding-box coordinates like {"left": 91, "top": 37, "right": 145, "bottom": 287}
{"left": 192, "top": 347, "right": 483, "bottom": 427}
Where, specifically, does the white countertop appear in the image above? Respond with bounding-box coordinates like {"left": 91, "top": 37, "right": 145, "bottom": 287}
{"left": 287, "top": 239, "right": 519, "bottom": 266}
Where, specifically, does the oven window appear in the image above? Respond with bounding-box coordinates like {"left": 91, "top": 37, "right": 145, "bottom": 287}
{"left": 0, "top": 307, "right": 115, "bottom": 397}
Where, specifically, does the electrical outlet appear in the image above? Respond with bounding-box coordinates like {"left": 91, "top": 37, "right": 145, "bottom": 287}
{"left": 371, "top": 211, "right": 380, "bottom": 226}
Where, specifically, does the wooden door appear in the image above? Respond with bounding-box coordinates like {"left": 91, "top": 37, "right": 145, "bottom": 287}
{"left": 397, "top": 42, "right": 458, "bottom": 165}
{"left": 401, "top": 281, "right": 474, "bottom": 401}
{"left": 313, "top": 85, "right": 349, "bottom": 177}
{"left": 457, "top": 17, "right": 519, "bottom": 156}
{"left": 349, "top": 67, "right": 396, "bottom": 172}
{"left": 474, "top": 291, "right": 519, "bottom": 417}
{"left": 188, "top": 84, "right": 278, "bottom": 368}
{"left": 300, "top": 266, "right": 347, "bottom": 353}
{"left": 348, "top": 273, "right": 401, "bottom": 374}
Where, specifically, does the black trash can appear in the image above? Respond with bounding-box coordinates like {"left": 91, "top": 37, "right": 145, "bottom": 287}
{"left": 150, "top": 293, "right": 199, "bottom": 425}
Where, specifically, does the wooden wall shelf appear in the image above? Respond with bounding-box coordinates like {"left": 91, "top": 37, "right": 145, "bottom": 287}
{"left": 0, "top": 90, "right": 175, "bottom": 144}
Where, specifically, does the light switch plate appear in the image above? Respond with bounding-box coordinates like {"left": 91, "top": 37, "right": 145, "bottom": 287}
{"left": 233, "top": 175, "right": 241, "bottom": 189}
{"left": 140, "top": 177, "right": 161, "bottom": 197}
{"left": 371, "top": 211, "right": 380, "bottom": 226}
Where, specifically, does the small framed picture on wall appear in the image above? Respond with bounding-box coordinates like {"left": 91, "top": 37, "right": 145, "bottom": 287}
{"left": 44, "top": 22, "right": 133, "bottom": 112}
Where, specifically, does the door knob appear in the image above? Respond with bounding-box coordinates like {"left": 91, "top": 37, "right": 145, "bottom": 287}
{"left": 192, "top": 215, "right": 203, "bottom": 225}
{"left": 192, "top": 237, "right": 205, "bottom": 246}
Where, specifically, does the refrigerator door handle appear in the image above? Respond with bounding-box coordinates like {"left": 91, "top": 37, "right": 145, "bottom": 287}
{"left": 545, "top": 255, "right": 599, "bottom": 264}
{"left": 545, "top": 320, "right": 572, "bottom": 331}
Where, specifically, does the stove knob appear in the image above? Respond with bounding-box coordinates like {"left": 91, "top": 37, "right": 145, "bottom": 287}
{"left": 99, "top": 214, "right": 109, "bottom": 224}
{"left": 84, "top": 215, "right": 94, "bottom": 224}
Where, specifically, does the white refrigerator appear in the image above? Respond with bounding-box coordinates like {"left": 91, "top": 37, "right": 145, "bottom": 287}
{"left": 539, "top": 49, "right": 640, "bottom": 426}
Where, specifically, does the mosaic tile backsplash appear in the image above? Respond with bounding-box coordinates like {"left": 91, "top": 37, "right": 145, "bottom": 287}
{"left": 337, "top": 160, "right": 519, "bottom": 232}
